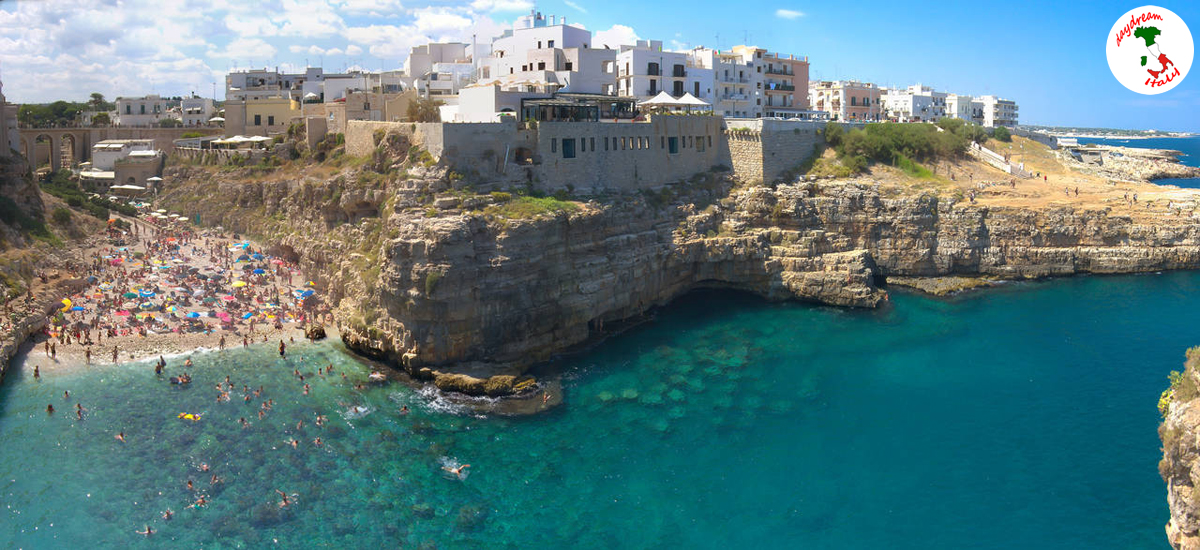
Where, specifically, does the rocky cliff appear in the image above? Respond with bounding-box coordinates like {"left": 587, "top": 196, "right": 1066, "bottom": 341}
{"left": 1160, "top": 348, "right": 1200, "bottom": 550}
{"left": 159, "top": 154, "right": 1200, "bottom": 397}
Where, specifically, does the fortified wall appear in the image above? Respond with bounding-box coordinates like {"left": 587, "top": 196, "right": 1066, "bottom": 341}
{"left": 344, "top": 116, "right": 829, "bottom": 191}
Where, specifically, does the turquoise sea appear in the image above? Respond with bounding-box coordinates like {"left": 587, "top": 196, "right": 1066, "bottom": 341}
{"left": 2, "top": 272, "right": 1195, "bottom": 549}
{"left": 1076, "top": 135, "right": 1200, "bottom": 188}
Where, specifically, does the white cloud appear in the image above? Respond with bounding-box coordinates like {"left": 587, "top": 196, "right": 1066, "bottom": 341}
{"left": 563, "top": 0, "right": 587, "bottom": 13}
{"left": 288, "top": 45, "right": 307, "bottom": 53}
{"left": 325, "top": 48, "right": 345, "bottom": 56}
{"left": 592, "top": 24, "right": 638, "bottom": 49}
{"left": 277, "top": 0, "right": 345, "bottom": 38}
{"left": 469, "top": 0, "right": 533, "bottom": 12}
{"left": 336, "top": 0, "right": 405, "bottom": 14}
{"left": 775, "top": 9, "right": 804, "bottom": 19}
{"left": 208, "top": 37, "right": 279, "bottom": 59}
{"left": 346, "top": 44, "right": 364, "bottom": 56}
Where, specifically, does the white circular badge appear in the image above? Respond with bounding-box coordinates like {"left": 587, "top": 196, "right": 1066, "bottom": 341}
{"left": 1106, "top": 5, "right": 1193, "bottom": 94}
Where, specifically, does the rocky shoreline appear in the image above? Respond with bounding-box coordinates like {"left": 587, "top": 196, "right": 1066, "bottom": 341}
{"left": 1160, "top": 347, "right": 1200, "bottom": 550}
{"left": 1066, "top": 144, "right": 1200, "bottom": 183}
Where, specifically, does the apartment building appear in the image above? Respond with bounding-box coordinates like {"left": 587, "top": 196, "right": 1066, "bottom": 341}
{"left": 223, "top": 97, "right": 300, "bottom": 137}
{"left": 115, "top": 95, "right": 170, "bottom": 127}
{"left": 808, "top": 80, "right": 881, "bottom": 121}
{"left": 180, "top": 96, "right": 215, "bottom": 126}
{"left": 881, "top": 84, "right": 946, "bottom": 122}
{"left": 978, "top": 95, "right": 1018, "bottom": 127}
{"left": 479, "top": 11, "right": 617, "bottom": 95}
{"left": 760, "top": 49, "right": 809, "bottom": 118}
{"left": 616, "top": 40, "right": 714, "bottom": 103}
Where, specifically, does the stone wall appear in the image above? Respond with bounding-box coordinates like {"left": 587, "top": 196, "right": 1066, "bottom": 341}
{"left": 1013, "top": 128, "right": 1059, "bottom": 150}
{"left": 724, "top": 119, "right": 827, "bottom": 183}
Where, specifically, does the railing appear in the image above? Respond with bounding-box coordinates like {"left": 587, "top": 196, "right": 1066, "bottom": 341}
{"left": 722, "top": 94, "right": 748, "bottom": 101}
{"left": 766, "top": 68, "right": 793, "bottom": 76}
{"left": 672, "top": 68, "right": 686, "bottom": 77}
{"left": 766, "top": 84, "right": 795, "bottom": 92}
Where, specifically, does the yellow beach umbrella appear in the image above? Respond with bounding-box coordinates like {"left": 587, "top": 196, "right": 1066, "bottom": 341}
{"left": 232, "top": 281, "right": 248, "bottom": 288}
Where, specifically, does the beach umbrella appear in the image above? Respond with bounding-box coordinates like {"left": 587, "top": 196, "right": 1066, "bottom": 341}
{"left": 241, "top": 264, "right": 253, "bottom": 271}
{"left": 237, "top": 254, "right": 250, "bottom": 261}
{"left": 140, "top": 290, "right": 156, "bottom": 298}
{"left": 271, "top": 259, "right": 284, "bottom": 265}
{"left": 251, "top": 253, "right": 264, "bottom": 260}
{"left": 188, "top": 267, "right": 200, "bottom": 273}
{"left": 99, "top": 282, "right": 113, "bottom": 290}
{"left": 115, "top": 310, "right": 131, "bottom": 317}
{"left": 71, "top": 306, "right": 85, "bottom": 312}
{"left": 216, "top": 312, "right": 231, "bottom": 319}
{"left": 203, "top": 297, "right": 217, "bottom": 304}
{"left": 167, "top": 305, "right": 178, "bottom": 312}
{"left": 221, "top": 295, "right": 236, "bottom": 302}
{"left": 139, "top": 302, "right": 155, "bottom": 310}
{"left": 156, "top": 209, "right": 167, "bottom": 213}
{"left": 195, "top": 274, "right": 209, "bottom": 280}
{"left": 61, "top": 298, "right": 72, "bottom": 311}
{"left": 86, "top": 275, "right": 98, "bottom": 283}
{"left": 242, "top": 312, "right": 254, "bottom": 319}
{"left": 232, "top": 281, "right": 248, "bottom": 288}
{"left": 186, "top": 312, "right": 201, "bottom": 318}
{"left": 252, "top": 268, "right": 266, "bottom": 275}
{"left": 123, "top": 292, "right": 139, "bottom": 299}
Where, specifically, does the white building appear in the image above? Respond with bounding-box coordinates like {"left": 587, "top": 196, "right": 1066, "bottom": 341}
{"left": 881, "top": 84, "right": 946, "bottom": 123}
{"left": 978, "top": 95, "right": 1018, "bottom": 127}
{"left": 944, "top": 93, "right": 974, "bottom": 121}
{"left": 228, "top": 67, "right": 369, "bottom": 102}
{"left": 180, "top": 96, "right": 215, "bottom": 126}
{"left": 616, "top": 40, "right": 714, "bottom": 104}
{"left": 477, "top": 11, "right": 617, "bottom": 96}
{"left": 691, "top": 47, "right": 760, "bottom": 118}
{"left": 115, "top": 95, "right": 170, "bottom": 127}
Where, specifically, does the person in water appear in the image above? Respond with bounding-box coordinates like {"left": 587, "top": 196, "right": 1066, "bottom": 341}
{"left": 312, "top": 437, "right": 323, "bottom": 447}
{"left": 276, "top": 489, "right": 291, "bottom": 508}
{"left": 162, "top": 509, "right": 173, "bottom": 521}
{"left": 136, "top": 525, "right": 154, "bottom": 536}
{"left": 279, "top": 340, "right": 286, "bottom": 357}
{"left": 443, "top": 464, "right": 471, "bottom": 478}
{"left": 63, "top": 390, "right": 69, "bottom": 400}
{"left": 33, "top": 365, "right": 39, "bottom": 380}
{"left": 46, "top": 404, "right": 54, "bottom": 414}
{"left": 115, "top": 431, "right": 125, "bottom": 442}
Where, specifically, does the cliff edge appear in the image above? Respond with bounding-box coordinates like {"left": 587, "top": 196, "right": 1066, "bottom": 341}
{"left": 1161, "top": 348, "right": 1200, "bottom": 550}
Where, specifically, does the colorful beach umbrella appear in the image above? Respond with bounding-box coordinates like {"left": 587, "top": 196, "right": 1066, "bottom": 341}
{"left": 61, "top": 298, "right": 72, "bottom": 311}
{"left": 123, "top": 292, "right": 139, "bottom": 299}
{"left": 186, "top": 312, "right": 201, "bottom": 318}
{"left": 139, "top": 302, "right": 155, "bottom": 310}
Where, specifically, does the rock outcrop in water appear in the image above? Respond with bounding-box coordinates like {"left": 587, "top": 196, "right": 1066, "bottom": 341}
{"left": 1160, "top": 348, "right": 1200, "bottom": 550}
{"left": 159, "top": 161, "right": 1200, "bottom": 397}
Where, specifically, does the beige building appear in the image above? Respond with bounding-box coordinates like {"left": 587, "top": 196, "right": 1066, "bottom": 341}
{"left": 809, "top": 80, "right": 881, "bottom": 121}
{"left": 223, "top": 97, "right": 301, "bottom": 137}
{"left": 0, "top": 72, "right": 16, "bottom": 158}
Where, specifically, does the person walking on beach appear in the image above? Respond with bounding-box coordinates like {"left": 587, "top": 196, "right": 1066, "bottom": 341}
{"left": 219, "top": 335, "right": 226, "bottom": 350}
{"left": 50, "top": 343, "right": 56, "bottom": 359}
{"left": 112, "top": 345, "right": 119, "bottom": 363}
{"left": 44, "top": 341, "right": 49, "bottom": 356}
{"left": 85, "top": 348, "right": 91, "bottom": 365}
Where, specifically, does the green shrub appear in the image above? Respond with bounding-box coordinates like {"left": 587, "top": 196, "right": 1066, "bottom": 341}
{"left": 51, "top": 207, "right": 71, "bottom": 225}
{"left": 424, "top": 269, "right": 444, "bottom": 295}
{"left": 490, "top": 191, "right": 512, "bottom": 203}
{"left": 992, "top": 126, "right": 1012, "bottom": 142}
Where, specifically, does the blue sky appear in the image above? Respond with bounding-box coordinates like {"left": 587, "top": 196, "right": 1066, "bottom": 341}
{"left": 1, "top": 0, "right": 1196, "bottom": 131}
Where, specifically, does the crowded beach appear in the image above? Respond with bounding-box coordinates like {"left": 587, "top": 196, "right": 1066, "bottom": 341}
{"left": 23, "top": 208, "right": 333, "bottom": 373}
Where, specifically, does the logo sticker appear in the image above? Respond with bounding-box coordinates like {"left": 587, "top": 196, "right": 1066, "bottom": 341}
{"left": 1107, "top": 5, "right": 1193, "bottom": 94}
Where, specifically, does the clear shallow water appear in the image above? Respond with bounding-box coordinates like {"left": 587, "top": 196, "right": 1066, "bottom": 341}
{"left": 1076, "top": 135, "right": 1200, "bottom": 188}
{"left": 2, "top": 272, "right": 1195, "bottom": 549}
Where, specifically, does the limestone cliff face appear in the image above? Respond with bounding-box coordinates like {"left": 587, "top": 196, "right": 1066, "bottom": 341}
{"left": 161, "top": 167, "right": 1200, "bottom": 394}
{"left": 1161, "top": 348, "right": 1200, "bottom": 550}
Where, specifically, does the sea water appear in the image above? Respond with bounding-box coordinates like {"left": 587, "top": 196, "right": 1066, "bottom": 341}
{"left": 2, "top": 272, "right": 1194, "bottom": 549}
{"left": 1077, "top": 135, "right": 1200, "bottom": 188}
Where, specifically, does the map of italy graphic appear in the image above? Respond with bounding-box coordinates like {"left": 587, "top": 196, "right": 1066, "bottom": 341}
{"left": 1133, "top": 25, "right": 1173, "bottom": 79}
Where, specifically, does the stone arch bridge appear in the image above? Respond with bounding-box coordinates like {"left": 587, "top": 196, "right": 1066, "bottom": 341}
{"left": 18, "top": 127, "right": 223, "bottom": 170}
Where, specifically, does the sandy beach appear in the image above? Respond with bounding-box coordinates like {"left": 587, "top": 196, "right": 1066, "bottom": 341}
{"left": 16, "top": 212, "right": 335, "bottom": 375}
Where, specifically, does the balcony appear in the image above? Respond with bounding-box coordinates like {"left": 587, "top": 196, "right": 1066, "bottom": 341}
{"left": 766, "top": 67, "right": 793, "bottom": 76}
{"left": 765, "top": 83, "right": 795, "bottom": 92}
{"left": 722, "top": 94, "right": 748, "bottom": 101}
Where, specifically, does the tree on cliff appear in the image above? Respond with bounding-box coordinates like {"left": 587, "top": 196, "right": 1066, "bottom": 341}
{"left": 91, "top": 112, "right": 111, "bottom": 126}
{"left": 407, "top": 98, "right": 444, "bottom": 122}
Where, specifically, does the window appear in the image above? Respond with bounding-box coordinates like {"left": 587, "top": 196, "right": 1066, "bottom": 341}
{"left": 668, "top": 137, "right": 679, "bottom": 154}
{"left": 604, "top": 137, "right": 609, "bottom": 151}
{"left": 708, "top": 136, "right": 712, "bottom": 148}
{"left": 254, "top": 114, "right": 262, "bottom": 126}
{"left": 140, "top": 105, "right": 146, "bottom": 114}
{"left": 649, "top": 80, "right": 657, "bottom": 94}
{"left": 694, "top": 82, "right": 700, "bottom": 97}
{"left": 696, "top": 136, "right": 705, "bottom": 152}
{"left": 672, "top": 64, "right": 685, "bottom": 77}
{"left": 537, "top": 62, "right": 546, "bottom": 70}
{"left": 268, "top": 115, "right": 275, "bottom": 126}
{"left": 551, "top": 138, "right": 557, "bottom": 153}
{"left": 125, "top": 105, "right": 131, "bottom": 114}
{"left": 537, "top": 41, "right": 542, "bottom": 49}
{"left": 621, "top": 137, "right": 626, "bottom": 150}
{"left": 612, "top": 137, "right": 617, "bottom": 150}
{"left": 647, "top": 62, "right": 660, "bottom": 76}
{"left": 510, "top": 68, "right": 514, "bottom": 74}
{"left": 564, "top": 62, "right": 573, "bottom": 71}
{"left": 672, "top": 81, "right": 683, "bottom": 97}
{"left": 562, "top": 138, "right": 576, "bottom": 158}
{"left": 548, "top": 40, "right": 555, "bottom": 48}
{"left": 590, "top": 137, "right": 595, "bottom": 151}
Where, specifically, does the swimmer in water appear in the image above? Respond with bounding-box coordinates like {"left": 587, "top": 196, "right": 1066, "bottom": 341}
{"left": 192, "top": 496, "right": 207, "bottom": 508}
{"left": 210, "top": 474, "right": 220, "bottom": 485}
{"left": 76, "top": 408, "right": 83, "bottom": 421}
{"left": 400, "top": 405, "right": 409, "bottom": 415}
{"left": 186, "top": 480, "right": 194, "bottom": 491}
{"left": 115, "top": 431, "right": 125, "bottom": 442}
{"left": 443, "top": 464, "right": 471, "bottom": 478}
{"left": 289, "top": 439, "right": 299, "bottom": 449}
{"left": 315, "top": 414, "right": 327, "bottom": 427}
{"left": 184, "top": 358, "right": 193, "bottom": 368}
{"left": 33, "top": 365, "right": 39, "bottom": 380}
{"left": 162, "top": 509, "right": 173, "bottom": 521}
{"left": 63, "top": 390, "right": 69, "bottom": 400}
{"left": 239, "top": 417, "right": 249, "bottom": 428}
{"left": 303, "top": 383, "right": 310, "bottom": 395}
{"left": 313, "top": 437, "right": 323, "bottom": 447}
{"left": 543, "top": 392, "right": 550, "bottom": 405}
{"left": 200, "top": 463, "right": 209, "bottom": 472}
{"left": 276, "top": 489, "right": 291, "bottom": 508}
{"left": 136, "top": 525, "right": 154, "bottom": 536}
{"left": 46, "top": 404, "right": 53, "bottom": 414}
{"left": 296, "top": 420, "right": 304, "bottom": 430}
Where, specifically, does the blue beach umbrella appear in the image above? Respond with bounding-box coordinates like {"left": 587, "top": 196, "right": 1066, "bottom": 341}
{"left": 140, "top": 290, "right": 156, "bottom": 298}
{"left": 186, "top": 312, "right": 201, "bottom": 318}
{"left": 71, "top": 306, "right": 85, "bottom": 311}
{"left": 251, "top": 253, "right": 264, "bottom": 260}
{"left": 242, "top": 312, "right": 254, "bottom": 319}
{"left": 252, "top": 268, "right": 266, "bottom": 275}
{"left": 237, "top": 254, "right": 250, "bottom": 262}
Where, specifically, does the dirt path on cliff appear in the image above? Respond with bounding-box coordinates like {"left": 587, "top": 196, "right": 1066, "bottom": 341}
{"left": 866, "top": 136, "right": 1200, "bottom": 223}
